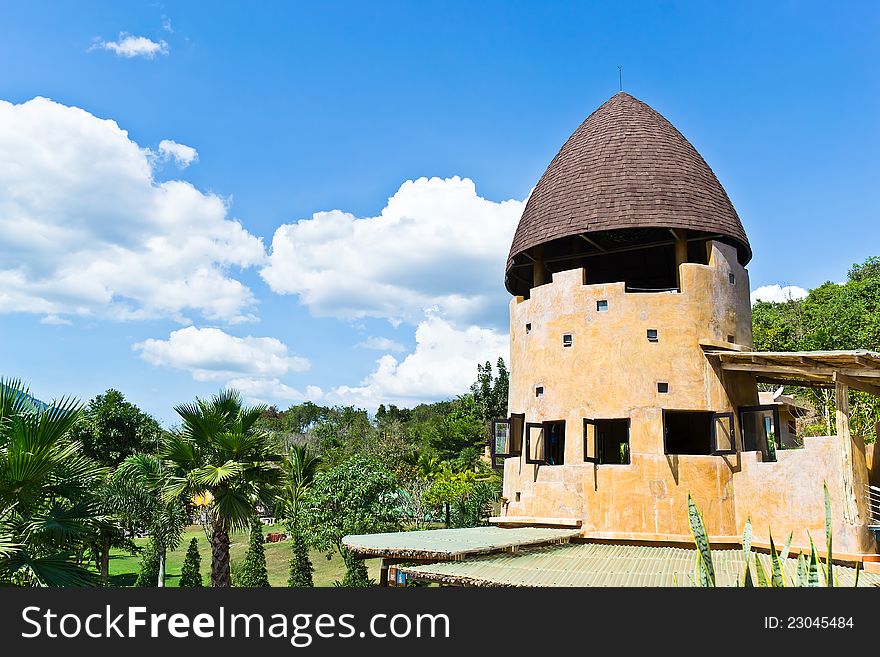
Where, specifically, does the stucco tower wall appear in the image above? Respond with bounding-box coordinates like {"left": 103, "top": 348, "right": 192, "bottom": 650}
{"left": 503, "top": 241, "right": 755, "bottom": 540}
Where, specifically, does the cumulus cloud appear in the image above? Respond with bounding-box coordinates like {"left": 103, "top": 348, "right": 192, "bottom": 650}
{"left": 225, "top": 378, "right": 322, "bottom": 406}
{"left": 751, "top": 284, "right": 809, "bottom": 305}
{"left": 91, "top": 33, "right": 169, "bottom": 59}
{"left": 260, "top": 176, "right": 523, "bottom": 328}
{"left": 327, "top": 312, "right": 508, "bottom": 409}
{"left": 133, "top": 326, "right": 310, "bottom": 382}
{"left": 358, "top": 336, "right": 406, "bottom": 352}
{"left": 157, "top": 139, "right": 198, "bottom": 168}
{"left": 0, "top": 97, "right": 265, "bottom": 324}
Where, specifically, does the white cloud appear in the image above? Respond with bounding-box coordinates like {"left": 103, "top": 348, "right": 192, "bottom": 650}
{"left": 328, "top": 312, "right": 508, "bottom": 409}
{"left": 260, "top": 176, "right": 523, "bottom": 328}
{"left": 39, "top": 314, "right": 71, "bottom": 326}
{"left": 225, "top": 378, "right": 322, "bottom": 407}
{"left": 162, "top": 16, "right": 174, "bottom": 33}
{"left": 157, "top": 139, "right": 198, "bottom": 168}
{"left": 358, "top": 336, "right": 406, "bottom": 352}
{"left": 751, "top": 284, "right": 809, "bottom": 305}
{"left": 91, "top": 33, "right": 169, "bottom": 59}
{"left": 0, "top": 97, "right": 266, "bottom": 324}
{"left": 133, "top": 326, "right": 310, "bottom": 382}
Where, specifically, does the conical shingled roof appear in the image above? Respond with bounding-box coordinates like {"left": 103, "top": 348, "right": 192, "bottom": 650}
{"left": 506, "top": 92, "right": 751, "bottom": 287}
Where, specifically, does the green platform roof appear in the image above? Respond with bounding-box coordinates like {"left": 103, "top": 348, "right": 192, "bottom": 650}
{"left": 342, "top": 526, "right": 581, "bottom": 560}
{"left": 400, "top": 542, "right": 880, "bottom": 587}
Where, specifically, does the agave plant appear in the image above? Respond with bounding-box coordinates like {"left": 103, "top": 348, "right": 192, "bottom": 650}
{"left": 688, "top": 483, "right": 857, "bottom": 588}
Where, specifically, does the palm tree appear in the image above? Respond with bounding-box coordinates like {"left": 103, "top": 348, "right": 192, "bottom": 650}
{"left": 111, "top": 453, "right": 186, "bottom": 586}
{"left": 278, "top": 443, "right": 323, "bottom": 529}
{"left": 0, "top": 379, "right": 104, "bottom": 586}
{"left": 161, "top": 389, "right": 283, "bottom": 587}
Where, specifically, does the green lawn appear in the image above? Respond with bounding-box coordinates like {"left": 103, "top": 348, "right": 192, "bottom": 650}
{"left": 108, "top": 524, "right": 381, "bottom": 587}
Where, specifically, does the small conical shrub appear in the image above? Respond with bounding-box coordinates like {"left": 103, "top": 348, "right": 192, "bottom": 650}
{"left": 179, "top": 537, "right": 203, "bottom": 587}
{"left": 237, "top": 524, "right": 270, "bottom": 587}
{"left": 287, "top": 530, "right": 314, "bottom": 587}
{"left": 135, "top": 538, "right": 160, "bottom": 587}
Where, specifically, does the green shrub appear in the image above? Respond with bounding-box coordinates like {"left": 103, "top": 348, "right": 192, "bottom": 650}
{"left": 287, "top": 530, "right": 314, "bottom": 587}
{"left": 179, "top": 538, "right": 203, "bottom": 587}
{"left": 335, "top": 549, "right": 373, "bottom": 587}
{"left": 237, "top": 524, "right": 270, "bottom": 587}
{"left": 134, "top": 538, "right": 159, "bottom": 587}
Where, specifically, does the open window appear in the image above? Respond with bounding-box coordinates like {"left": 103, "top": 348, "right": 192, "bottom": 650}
{"left": 584, "top": 418, "right": 631, "bottom": 464}
{"left": 491, "top": 414, "right": 524, "bottom": 467}
{"left": 739, "top": 405, "right": 780, "bottom": 462}
{"left": 525, "top": 420, "right": 565, "bottom": 465}
{"left": 663, "top": 410, "right": 713, "bottom": 455}
{"left": 711, "top": 412, "right": 735, "bottom": 455}
{"left": 664, "top": 410, "right": 739, "bottom": 455}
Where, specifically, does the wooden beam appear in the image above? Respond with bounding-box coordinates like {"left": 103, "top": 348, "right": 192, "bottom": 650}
{"left": 835, "top": 378, "right": 860, "bottom": 524}
{"left": 718, "top": 362, "right": 880, "bottom": 379}
{"left": 577, "top": 234, "right": 606, "bottom": 251}
{"left": 833, "top": 371, "right": 880, "bottom": 398}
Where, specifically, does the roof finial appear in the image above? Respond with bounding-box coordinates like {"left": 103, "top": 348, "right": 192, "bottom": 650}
{"left": 618, "top": 66, "right": 623, "bottom": 92}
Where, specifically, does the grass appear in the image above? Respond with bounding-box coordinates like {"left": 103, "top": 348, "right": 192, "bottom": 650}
{"left": 108, "top": 524, "right": 381, "bottom": 587}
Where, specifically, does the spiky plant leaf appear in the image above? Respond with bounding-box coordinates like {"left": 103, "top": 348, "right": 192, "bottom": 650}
{"left": 687, "top": 494, "right": 714, "bottom": 586}
{"left": 807, "top": 535, "right": 820, "bottom": 587}
{"left": 823, "top": 483, "right": 833, "bottom": 588}
{"left": 754, "top": 553, "right": 769, "bottom": 587}
{"left": 795, "top": 553, "right": 808, "bottom": 587}
{"left": 769, "top": 533, "right": 785, "bottom": 587}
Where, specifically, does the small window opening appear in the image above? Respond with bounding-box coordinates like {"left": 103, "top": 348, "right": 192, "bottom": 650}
{"left": 663, "top": 410, "right": 714, "bottom": 455}
{"left": 597, "top": 300, "right": 609, "bottom": 312}
{"left": 525, "top": 323, "right": 532, "bottom": 334}
{"left": 584, "top": 418, "right": 630, "bottom": 465}
{"left": 657, "top": 382, "right": 669, "bottom": 393}
{"left": 729, "top": 273, "right": 736, "bottom": 285}
{"left": 515, "top": 492, "right": 521, "bottom": 502}
{"left": 562, "top": 333, "right": 573, "bottom": 347}
{"left": 535, "top": 386, "right": 544, "bottom": 398}
{"left": 647, "top": 329, "right": 659, "bottom": 342}
{"left": 727, "top": 335, "right": 736, "bottom": 344}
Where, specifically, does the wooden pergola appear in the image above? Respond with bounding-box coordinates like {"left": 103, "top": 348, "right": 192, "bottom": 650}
{"left": 705, "top": 349, "right": 880, "bottom": 524}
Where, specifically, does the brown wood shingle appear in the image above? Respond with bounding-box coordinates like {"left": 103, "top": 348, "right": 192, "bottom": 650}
{"left": 506, "top": 92, "right": 751, "bottom": 281}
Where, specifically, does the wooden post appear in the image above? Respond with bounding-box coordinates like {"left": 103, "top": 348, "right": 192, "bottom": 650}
{"left": 834, "top": 376, "right": 860, "bottom": 524}
{"left": 532, "top": 246, "right": 549, "bottom": 287}
{"left": 379, "top": 558, "right": 390, "bottom": 587}
{"left": 672, "top": 229, "right": 688, "bottom": 289}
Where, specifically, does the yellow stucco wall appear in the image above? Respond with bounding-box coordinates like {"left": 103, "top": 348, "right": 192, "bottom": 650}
{"left": 500, "top": 241, "right": 877, "bottom": 556}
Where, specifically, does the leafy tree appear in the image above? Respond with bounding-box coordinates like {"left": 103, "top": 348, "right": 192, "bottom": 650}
{"left": 0, "top": 380, "right": 102, "bottom": 586}
{"left": 752, "top": 256, "right": 880, "bottom": 438}
{"left": 237, "top": 523, "right": 270, "bottom": 587}
{"left": 161, "top": 389, "right": 284, "bottom": 587}
{"left": 300, "top": 455, "right": 398, "bottom": 586}
{"left": 69, "top": 389, "right": 163, "bottom": 467}
{"left": 179, "top": 537, "right": 203, "bottom": 587}
{"left": 427, "top": 395, "right": 485, "bottom": 463}
{"left": 423, "top": 465, "right": 477, "bottom": 528}
{"left": 471, "top": 358, "right": 509, "bottom": 423}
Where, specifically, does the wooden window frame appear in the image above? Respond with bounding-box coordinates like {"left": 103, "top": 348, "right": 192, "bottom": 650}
{"left": 525, "top": 420, "right": 566, "bottom": 465}
{"left": 491, "top": 413, "right": 524, "bottom": 465}
{"left": 711, "top": 412, "right": 736, "bottom": 455}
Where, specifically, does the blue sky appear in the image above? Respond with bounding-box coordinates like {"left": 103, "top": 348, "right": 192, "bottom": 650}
{"left": 1, "top": 1, "right": 877, "bottom": 425}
